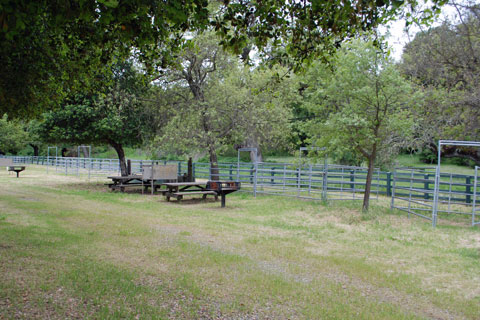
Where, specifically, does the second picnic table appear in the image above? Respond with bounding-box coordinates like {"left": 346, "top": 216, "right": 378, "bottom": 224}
{"left": 163, "top": 182, "right": 218, "bottom": 202}
{"left": 107, "top": 175, "right": 143, "bottom": 192}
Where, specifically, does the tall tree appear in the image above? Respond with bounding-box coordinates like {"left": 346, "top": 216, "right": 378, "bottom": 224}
{"left": 40, "top": 62, "right": 149, "bottom": 176}
{"left": 302, "top": 40, "right": 416, "bottom": 211}
{"left": 155, "top": 33, "right": 294, "bottom": 170}
{"left": 157, "top": 32, "right": 234, "bottom": 179}
{"left": 401, "top": 1, "right": 480, "bottom": 163}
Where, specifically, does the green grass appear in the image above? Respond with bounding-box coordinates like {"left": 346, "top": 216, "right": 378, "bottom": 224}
{"left": 0, "top": 165, "right": 479, "bottom": 319}
{"left": 396, "top": 154, "right": 475, "bottom": 175}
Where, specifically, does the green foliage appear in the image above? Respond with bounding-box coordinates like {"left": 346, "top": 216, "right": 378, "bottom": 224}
{"left": 153, "top": 33, "right": 294, "bottom": 163}
{"left": 40, "top": 62, "right": 147, "bottom": 147}
{"left": 41, "top": 94, "right": 142, "bottom": 148}
{"left": 302, "top": 40, "right": 417, "bottom": 168}
{"left": 39, "top": 61, "right": 150, "bottom": 175}
{"left": 301, "top": 39, "right": 418, "bottom": 209}
{"left": 215, "top": 0, "right": 446, "bottom": 69}
{"left": 401, "top": 3, "right": 480, "bottom": 164}
{"left": 0, "top": 115, "right": 27, "bottom": 154}
{"left": 418, "top": 148, "right": 437, "bottom": 164}
{"left": 0, "top": 0, "right": 210, "bottom": 117}
{"left": 1, "top": 0, "right": 447, "bottom": 118}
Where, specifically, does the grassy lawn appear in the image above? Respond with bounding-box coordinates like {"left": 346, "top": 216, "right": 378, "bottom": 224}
{"left": 0, "top": 166, "right": 479, "bottom": 319}
{"left": 396, "top": 154, "right": 475, "bottom": 175}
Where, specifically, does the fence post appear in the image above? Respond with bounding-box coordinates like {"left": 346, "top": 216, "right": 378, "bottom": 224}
{"left": 424, "top": 174, "right": 429, "bottom": 200}
{"left": 253, "top": 162, "right": 258, "bottom": 197}
{"left": 386, "top": 172, "right": 392, "bottom": 196}
{"left": 466, "top": 176, "right": 472, "bottom": 204}
{"left": 308, "top": 165, "right": 312, "bottom": 195}
{"left": 350, "top": 170, "right": 355, "bottom": 190}
{"left": 297, "top": 167, "right": 301, "bottom": 197}
{"left": 322, "top": 164, "right": 328, "bottom": 202}
{"left": 229, "top": 165, "right": 233, "bottom": 181}
{"left": 271, "top": 167, "right": 275, "bottom": 185}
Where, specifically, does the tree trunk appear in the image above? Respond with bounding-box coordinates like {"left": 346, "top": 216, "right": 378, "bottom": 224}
{"left": 30, "top": 144, "right": 39, "bottom": 157}
{"left": 246, "top": 137, "right": 263, "bottom": 163}
{"left": 209, "top": 144, "right": 219, "bottom": 181}
{"left": 80, "top": 145, "right": 89, "bottom": 158}
{"left": 362, "top": 146, "right": 377, "bottom": 212}
{"left": 111, "top": 142, "right": 128, "bottom": 176}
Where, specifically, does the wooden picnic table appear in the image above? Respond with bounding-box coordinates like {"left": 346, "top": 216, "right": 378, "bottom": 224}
{"left": 107, "top": 175, "right": 176, "bottom": 193}
{"left": 163, "top": 182, "right": 218, "bottom": 202}
{"left": 107, "top": 175, "right": 144, "bottom": 192}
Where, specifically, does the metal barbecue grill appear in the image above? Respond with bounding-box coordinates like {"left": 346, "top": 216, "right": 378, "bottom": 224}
{"left": 206, "top": 181, "right": 241, "bottom": 207}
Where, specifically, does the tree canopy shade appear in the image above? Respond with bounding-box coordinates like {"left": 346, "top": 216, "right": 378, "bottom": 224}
{"left": 0, "top": 0, "right": 210, "bottom": 117}
{"left": 1, "top": 0, "right": 446, "bottom": 118}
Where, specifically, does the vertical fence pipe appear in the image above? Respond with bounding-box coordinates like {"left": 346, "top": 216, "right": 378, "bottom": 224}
{"left": 253, "top": 162, "right": 258, "bottom": 197}
{"left": 466, "top": 176, "right": 471, "bottom": 204}
{"left": 308, "top": 165, "right": 312, "bottom": 195}
{"left": 297, "top": 166, "right": 301, "bottom": 197}
{"left": 390, "top": 169, "right": 397, "bottom": 209}
{"left": 322, "top": 159, "right": 328, "bottom": 202}
{"left": 433, "top": 166, "right": 440, "bottom": 227}
{"left": 424, "top": 173, "right": 429, "bottom": 200}
{"left": 472, "top": 167, "right": 478, "bottom": 226}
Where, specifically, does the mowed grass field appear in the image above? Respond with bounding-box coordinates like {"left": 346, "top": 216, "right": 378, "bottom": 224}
{"left": 0, "top": 166, "right": 479, "bottom": 319}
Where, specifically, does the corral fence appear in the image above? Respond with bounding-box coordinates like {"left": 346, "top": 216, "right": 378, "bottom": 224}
{"left": 6, "top": 155, "right": 383, "bottom": 201}
{"left": 5, "top": 155, "right": 478, "bottom": 205}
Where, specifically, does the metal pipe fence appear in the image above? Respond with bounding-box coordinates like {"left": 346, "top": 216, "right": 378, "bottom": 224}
{"left": 4, "top": 156, "right": 479, "bottom": 211}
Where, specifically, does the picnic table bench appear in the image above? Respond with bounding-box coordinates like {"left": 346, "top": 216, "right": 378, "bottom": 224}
{"left": 164, "top": 182, "right": 218, "bottom": 201}
{"left": 163, "top": 181, "right": 241, "bottom": 207}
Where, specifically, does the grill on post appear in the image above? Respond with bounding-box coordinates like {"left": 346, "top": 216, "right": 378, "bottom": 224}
{"left": 206, "top": 181, "right": 241, "bottom": 207}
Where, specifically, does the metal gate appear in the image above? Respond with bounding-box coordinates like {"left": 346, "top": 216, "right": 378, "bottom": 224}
{"left": 391, "top": 167, "right": 437, "bottom": 224}
{"left": 392, "top": 166, "right": 477, "bottom": 227}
